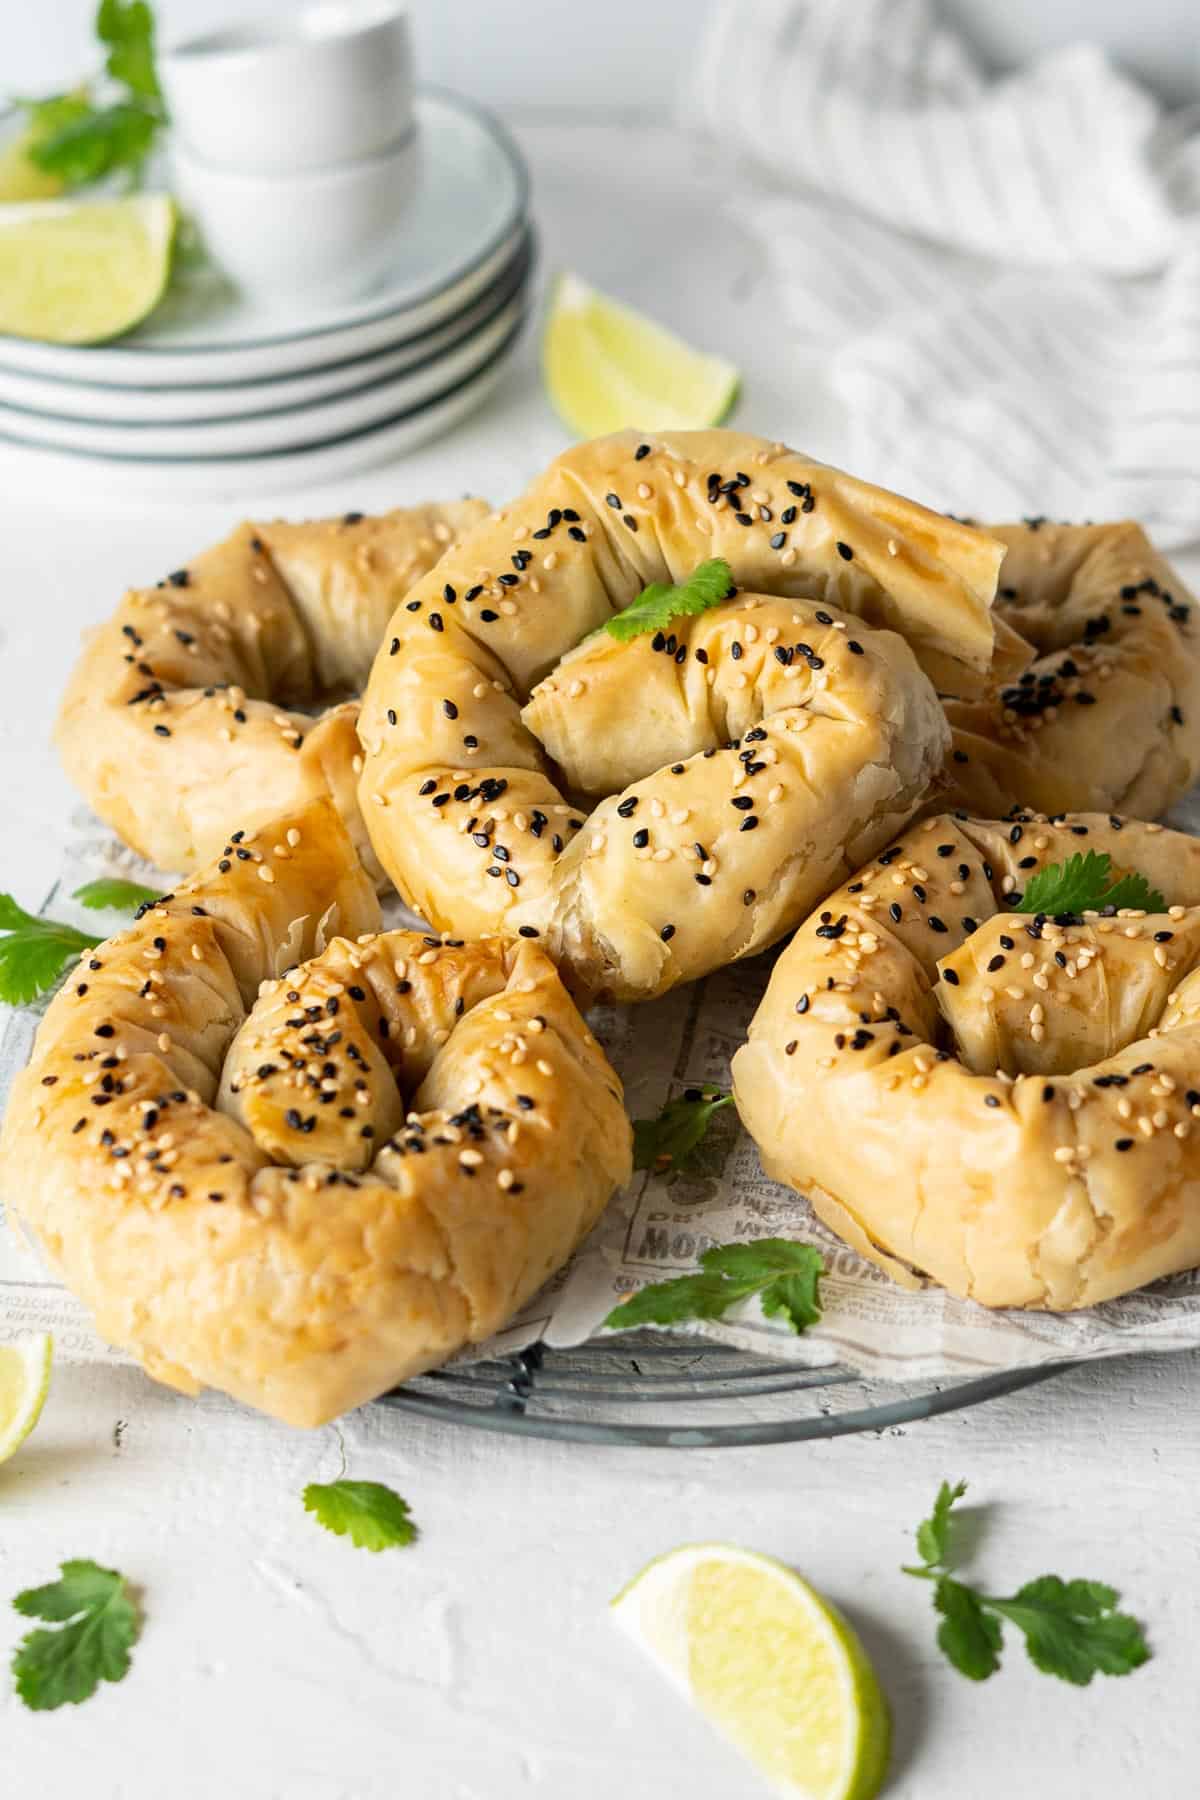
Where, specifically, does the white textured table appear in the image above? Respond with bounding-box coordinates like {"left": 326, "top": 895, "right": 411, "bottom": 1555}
{"left": 2, "top": 123, "right": 1197, "bottom": 1800}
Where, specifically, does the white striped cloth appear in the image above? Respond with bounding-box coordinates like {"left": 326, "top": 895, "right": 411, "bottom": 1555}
{"left": 690, "top": 0, "right": 1200, "bottom": 546}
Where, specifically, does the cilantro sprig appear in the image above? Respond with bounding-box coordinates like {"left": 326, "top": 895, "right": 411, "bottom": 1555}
{"left": 633, "top": 1086, "right": 735, "bottom": 1175}
{"left": 0, "top": 880, "right": 159, "bottom": 1007}
{"left": 11, "top": 1559, "right": 140, "bottom": 1711}
{"left": 604, "top": 558, "right": 735, "bottom": 642}
{"left": 19, "top": 2, "right": 166, "bottom": 190}
{"left": 1016, "top": 851, "right": 1165, "bottom": 917}
{"left": 602, "top": 1238, "right": 824, "bottom": 1334}
{"left": 904, "top": 1480, "right": 1150, "bottom": 1685}
{"left": 303, "top": 1480, "right": 417, "bottom": 1552}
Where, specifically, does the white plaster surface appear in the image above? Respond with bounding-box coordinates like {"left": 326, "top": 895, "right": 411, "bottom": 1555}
{"left": 1, "top": 122, "right": 1198, "bottom": 1800}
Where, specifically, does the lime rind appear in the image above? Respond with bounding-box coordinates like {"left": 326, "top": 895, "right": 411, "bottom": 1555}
{"left": 543, "top": 272, "right": 740, "bottom": 439}
{"left": 0, "top": 1332, "right": 53, "bottom": 1466}
{"left": 0, "top": 194, "right": 175, "bottom": 345}
{"left": 612, "top": 1541, "right": 890, "bottom": 1800}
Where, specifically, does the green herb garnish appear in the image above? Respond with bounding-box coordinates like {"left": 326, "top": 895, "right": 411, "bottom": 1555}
{"left": 633, "top": 1085, "right": 735, "bottom": 1175}
{"left": 73, "top": 878, "right": 161, "bottom": 913}
{"left": 0, "top": 896, "right": 101, "bottom": 1007}
{"left": 0, "top": 881, "right": 157, "bottom": 1006}
{"left": 11, "top": 1559, "right": 140, "bottom": 1711}
{"left": 903, "top": 1480, "right": 1150, "bottom": 1685}
{"left": 604, "top": 558, "right": 734, "bottom": 642}
{"left": 303, "top": 1480, "right": 417, "bottom": 1552}
{"left": 1016, "top": 850, "right": 1165, "bottom": 916}
{"left": 20, "top": 2, "right": 165, "bottom": 190}
{"left": 603, "top": 1238, "right": 824, "bottom": 1334}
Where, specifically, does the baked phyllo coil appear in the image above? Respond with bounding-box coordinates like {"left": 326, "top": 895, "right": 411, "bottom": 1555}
{"left": 358, "top": 429, "right": 1009, "bottom": 1001}
{"left": 56, "top": 498, "right": 489, "bottom": 883}
{"left": 0, "top": 801, "right": 631, "bottom": 1426}
{"left": 943, "top": 521, "right": 1200, "bottom": 817}
{"left": 733, "top": 810, "right": 1200, "bottom": 1311}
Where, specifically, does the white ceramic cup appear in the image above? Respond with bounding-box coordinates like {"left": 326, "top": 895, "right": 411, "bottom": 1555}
{"left": 159, "top": 2, "right": 414, "bottom": 174}
{"left": 171, "top": 129, "right": 421, "bottom": 305}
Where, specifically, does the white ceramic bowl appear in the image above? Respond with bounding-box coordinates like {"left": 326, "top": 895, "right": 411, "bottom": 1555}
{"left": 160, "top": 2, "right": 414, "bottom": 173}
{"left": 172, "top": 130, "right": 421, "bottom": 304}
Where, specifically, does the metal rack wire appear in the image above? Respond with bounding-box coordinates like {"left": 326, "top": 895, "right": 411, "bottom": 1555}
{"left": 377, "top": 1335, "right": 1070, "bottom": 1447}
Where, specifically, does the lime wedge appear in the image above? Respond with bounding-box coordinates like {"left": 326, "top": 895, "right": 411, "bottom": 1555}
{"left": 612, "top": 1543, "right": 890, "bottom": 1800}
{"left": 0, "top": 194, "right": 175, "bottom": 344}
{"left": 543, "top": 272, "right": 739, "bottom": 438}
{"left": 0, "top": 1333, "right": 53, "bottom": 1467}
{"left": 0, "top": 130, "right": 65, "bottom": 203}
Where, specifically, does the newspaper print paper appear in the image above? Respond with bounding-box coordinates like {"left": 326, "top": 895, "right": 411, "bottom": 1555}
{"left": 5, "top": 800, "right": 1200, "bottom": 1382}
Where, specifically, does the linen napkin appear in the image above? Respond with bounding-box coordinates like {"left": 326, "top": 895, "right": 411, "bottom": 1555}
{"left": 690, "top": 0, "right": 1200, "bottom": 546}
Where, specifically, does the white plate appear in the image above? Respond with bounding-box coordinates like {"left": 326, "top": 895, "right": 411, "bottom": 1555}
{"left": 0, "top": 90, "right": 529, "bottom": 387}
{"left": 0, "top": 318, "right": 523, "bottom": 500}
{"left": 1, "top": 289, "right": 527, "bottom": 458}
{"left": 0, "top": 224, "right": 532, "bottom": 417}
{"left": 0, "top": 229, "right": 533, "bottom": 424}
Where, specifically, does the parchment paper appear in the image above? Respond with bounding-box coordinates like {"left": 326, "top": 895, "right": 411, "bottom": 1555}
{"left": 6, "top": 799, "right": 1200, "bottom": 1382}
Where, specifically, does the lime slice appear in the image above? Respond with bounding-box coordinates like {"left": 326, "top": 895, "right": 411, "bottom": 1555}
{"left": 0, "top": 1333, "right": 53, "bottom": 1467}
{"left": 612, "top": 1543, "right": 890, "bottom": 1800}
{"left": 0, "top": 194, "right": 175, "bottom": 344}
{"left": 0, "top": 130, "right": 65, "bottom": 203}
{"left": 543, "top": 272, "right": 739, "bottom": 438}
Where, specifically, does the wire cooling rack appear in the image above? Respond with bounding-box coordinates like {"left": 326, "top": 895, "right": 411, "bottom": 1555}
{"left": 376, "top": 1334, "right": 1072, "bottom": 1447}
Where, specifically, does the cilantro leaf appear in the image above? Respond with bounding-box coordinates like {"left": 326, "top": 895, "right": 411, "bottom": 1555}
{"left": 0, "top": 895, "right": 101, "bottom": 1008}
{"left": 903, "top": 1482, "right": 1150, "bottom": 1686}
{"left": 97, "top": 0, "right": 162, "bottom": 103}
{"left": 603, "top": 1238, "right": 824, "bottom": 1334}
{"left": 604, "top": 558, "right": 735, "bottom": 642}
{"left": 21, "top": 3, "right": 166, "bottom": 191}
{"left": 303, "top": 1480, "right": 417, "bottom": 1552}
{"left": 1017, "top": 851, "right": 1165, "bottom": 917}
{"left": 73, "top": 878, "right": 161, "bottom": 913}
{"left": 28, "top": 100, "right": 159, "bottom": 187}
{"left": 991, "top": 1577, "right": 1150, "bottom": 1686}
{"left": 934, "top": 1576, "right": 1004, "bottom": 1681}
{"left": 632, "top": 1086, "right": 735, "bottom": 1175}
{"left": 913, "top": 1478, "right": 968, "bottom": 1571}
{"left": 11, "top": 1559, "right": 139, "bottom": 1711}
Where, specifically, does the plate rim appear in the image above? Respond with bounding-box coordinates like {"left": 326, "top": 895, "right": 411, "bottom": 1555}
{"left": 0, "top": 88, "right": 531, "bottom": 375}
{"left": 1, "top": 290, "right": 528, "bottom": 458}
{"left": 0, "top": 309, "right": 527, "bottom": 468}
{"left": 0, "top": 238, "right": 533, "bottom": 431}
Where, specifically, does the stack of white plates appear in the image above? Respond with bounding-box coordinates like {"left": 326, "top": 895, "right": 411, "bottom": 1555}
{"left": 0, "top": 92, "right": 533, "bottom": 497}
